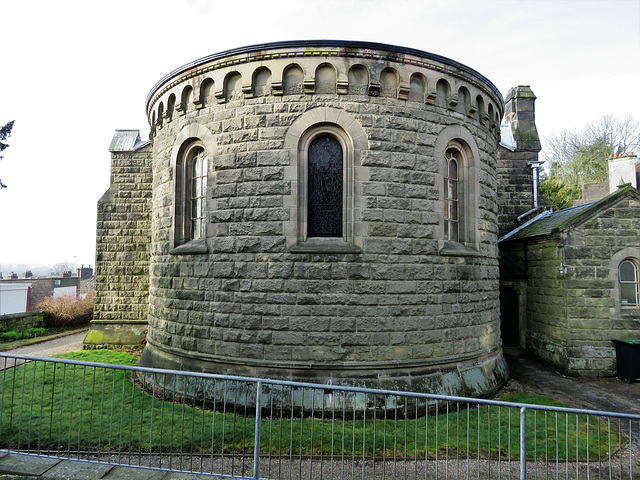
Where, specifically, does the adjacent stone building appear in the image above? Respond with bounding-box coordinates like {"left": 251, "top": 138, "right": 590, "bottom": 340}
{"left": 499, "top": 159, "right": 640, "bottom": 376}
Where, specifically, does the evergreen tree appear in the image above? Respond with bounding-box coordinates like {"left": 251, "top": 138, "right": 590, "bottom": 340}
{"left": 0, "top": 120, "right": 15, "bottom": 189}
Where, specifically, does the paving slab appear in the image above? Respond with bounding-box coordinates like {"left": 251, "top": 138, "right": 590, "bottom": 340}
{"left": 102, "top": 466, "right": 166, "bottom": 480}
{"left": 160, "top": 472, "right": 226, "bottom": 479}
{"left": 0, "top": 455, "right": 60, "bottom": 476}
{"left": 40, "top": 460, "right": 113, "bottom": 479}
{"left": 504, "top": 347, "right": 640, "bottom": 415}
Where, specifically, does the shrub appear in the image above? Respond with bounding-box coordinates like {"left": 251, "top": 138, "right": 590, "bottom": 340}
{"left": 0, "top": 330, "right": 22, "bottom": 342}
{"left": 36, "top": 291, "right": 94, "bottom": 327}
{"left": 23, "top": 327, "right": 47, "bottom": 338}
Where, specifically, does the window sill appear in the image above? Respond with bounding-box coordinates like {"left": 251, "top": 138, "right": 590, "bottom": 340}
{"left": 169, "top": 238, "right": 208, "bottom": 255}
{"left": 290, "top": 238, "right": 362, "bottom": 254}
{"left": 438, "top": 240, "right": 480, "bottom": 257}
{"left": 620, "top": 306, "right": 640, "bottom": 316}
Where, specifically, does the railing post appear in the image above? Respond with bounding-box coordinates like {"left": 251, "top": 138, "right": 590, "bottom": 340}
{"left": 520, "top": 407, "right": 527, "bottom": 480}
{"left": 253, "top": 381, "right": 263, "bottom": 480}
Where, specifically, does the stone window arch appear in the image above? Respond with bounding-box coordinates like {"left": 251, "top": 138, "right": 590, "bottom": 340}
{"left": 170, "top": 124, "right": 216, "bottom": 254}
{"left": 607, "top": 248, "right": 640, "bottom": 315}
{"left": 619, "top": 258, "right": 639, "bottom": 307}
{"left": 175, "top": 143, "right": 208, "bottom": 245}
{"left": 284, "top": 107, "right": 368, "bottom": 253}
{"left": 434, "top": 126, "right": 479, "bottom": 255}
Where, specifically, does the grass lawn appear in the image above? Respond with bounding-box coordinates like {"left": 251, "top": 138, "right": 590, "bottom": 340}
{"left": 0, "top": 350, "right": 627, "bottom": 461}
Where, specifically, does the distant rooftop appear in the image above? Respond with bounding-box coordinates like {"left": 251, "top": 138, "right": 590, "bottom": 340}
{"left": 109, "top": 130, "right": 149, "bottom": 152}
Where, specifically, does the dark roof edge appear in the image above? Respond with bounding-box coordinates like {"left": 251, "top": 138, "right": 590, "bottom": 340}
{"left": 557, "top": 184, "right": 640, "bottom": 232}
{"left": 145, "top": 40, "right": 503, "bottom": 109}
{"left": 499, "top": 184, "right": 640, "bottom": 243}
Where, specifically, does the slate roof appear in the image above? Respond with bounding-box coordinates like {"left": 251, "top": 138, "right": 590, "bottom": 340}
{"left": 499, "top": 184, "right": 639, "bottom": 243}
{"left": 109, "top": 130, "right": 150, "bottom": 152}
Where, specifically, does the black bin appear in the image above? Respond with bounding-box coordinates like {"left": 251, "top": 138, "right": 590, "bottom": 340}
{"left": 612, "top": 339, "right": 640, "bottom": 382}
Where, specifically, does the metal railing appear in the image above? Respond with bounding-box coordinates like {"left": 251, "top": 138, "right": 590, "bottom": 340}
{"left": 0, "top": 352, "right": 638, "bottom": 479}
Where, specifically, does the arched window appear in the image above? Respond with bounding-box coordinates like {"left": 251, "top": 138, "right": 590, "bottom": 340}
{"left": 435, "top": 129, "right": 479, "bottom": 256}
{"left": 285, "top": 107, "right": 367, "bottom": 253}
{"left": 444, "top": 147, "right": 461, "bottom": 242}
{"left": 189, "top": 148, "right": 208, "bottom": 240}
{"left": 307, "top": 136, "right": 343, "bottom": 237}
{"left": 619, "top": 259, "right": 639, "bottom": 306}
{"left": 174, "top": 143, "right": 208, "bottom": 248}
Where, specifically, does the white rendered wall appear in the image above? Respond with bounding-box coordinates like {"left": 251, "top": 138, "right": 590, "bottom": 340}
{"left": 0, "top": 283, "right": 31, "bottom": 315}
{"left": 53, "top": 286, "right": 77, "bottom": 298}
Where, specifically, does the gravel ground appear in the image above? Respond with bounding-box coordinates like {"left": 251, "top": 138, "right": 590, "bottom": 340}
{"left": 26, "top": 445, "right": 638, "bottom": 479}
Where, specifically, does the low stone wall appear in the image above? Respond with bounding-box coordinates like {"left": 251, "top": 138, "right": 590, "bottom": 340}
{"left": 0, "top": 311, "right": 45, "bottom": 332}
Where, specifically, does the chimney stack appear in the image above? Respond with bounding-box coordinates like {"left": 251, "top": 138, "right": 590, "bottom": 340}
{"left": 608, "top": 153, "right": 638, "bottom": 193}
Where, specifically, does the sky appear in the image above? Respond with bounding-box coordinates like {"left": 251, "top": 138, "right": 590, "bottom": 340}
{"left": 1, "top": 0, "right": 639, "bottom": 270}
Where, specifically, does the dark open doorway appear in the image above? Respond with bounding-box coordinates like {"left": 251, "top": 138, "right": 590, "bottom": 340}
{"left": 500, "top": 287, "right": 520, "bottom": 347}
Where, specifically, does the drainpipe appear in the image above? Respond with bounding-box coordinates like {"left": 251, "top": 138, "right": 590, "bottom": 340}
{"left": 517, "top": 161, "right": 544, "bottom": 221}
{"left": 529, "top": 161, "right": 543, "bottom": 208}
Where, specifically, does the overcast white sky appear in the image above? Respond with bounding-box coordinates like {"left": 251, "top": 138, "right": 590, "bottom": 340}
{"left": 1, "top": 0, "right": 639, "bottom": 270}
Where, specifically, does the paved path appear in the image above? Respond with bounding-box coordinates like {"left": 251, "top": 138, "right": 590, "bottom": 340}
{"left": 504, "top": 347, "right": 640, "bottom": 416}
{"left": 0, "top": 331, "right": 87, "bottom": 370}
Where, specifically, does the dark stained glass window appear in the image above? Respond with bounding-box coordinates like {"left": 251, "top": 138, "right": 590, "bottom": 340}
{"left": 308, "top": 136, "right": 343, "bottom": 237}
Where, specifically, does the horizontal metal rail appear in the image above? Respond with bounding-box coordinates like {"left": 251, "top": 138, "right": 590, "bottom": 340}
{"left": 1, "top": 352, "right": 638, "bottom": 479}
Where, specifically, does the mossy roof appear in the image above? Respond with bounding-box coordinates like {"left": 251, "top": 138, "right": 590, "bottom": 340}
{"left": 499, "top": 184, "right": 639, "bottom": 243}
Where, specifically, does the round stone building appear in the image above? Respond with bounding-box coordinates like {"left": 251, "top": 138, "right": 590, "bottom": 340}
{"left": 134, "top": 40, "right": 507, "bottom": 396}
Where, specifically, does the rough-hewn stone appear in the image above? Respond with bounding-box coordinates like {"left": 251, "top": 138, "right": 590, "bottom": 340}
{"left": 86, "top": 136, "right": 153, "bottom": 348}
{"left": 98, "top": 41, "right": 510, "bottom": 397}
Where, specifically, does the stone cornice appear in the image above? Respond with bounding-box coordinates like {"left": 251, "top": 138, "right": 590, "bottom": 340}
{"left": 145, "top": 40, "right": 503, "bottom": 116}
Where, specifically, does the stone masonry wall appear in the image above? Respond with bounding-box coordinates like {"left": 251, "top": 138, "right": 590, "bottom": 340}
{"left": 497, "top": 149, "right": 535, "bottom": 237}
{"left": 501, "top": 238, "right": 569, "bottom": 369}
{"left": 562, "top": 196, "right": 640, "bottom": 376}
{"left": 88, "top": 147, "right": 153, "bottom": 347}
{"left": 137, "top": 43, "right": 508, "bottom": 395}
{"left": 0, "top": 311, "right": 45, "bottom": 331}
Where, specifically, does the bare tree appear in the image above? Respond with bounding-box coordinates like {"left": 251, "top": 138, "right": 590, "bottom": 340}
{"left": 540, "top": 115, "right": 640, "bottom": 210}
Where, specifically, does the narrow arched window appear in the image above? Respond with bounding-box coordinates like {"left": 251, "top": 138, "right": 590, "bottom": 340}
{"left": 444, "top": 147, "right": 460, "bottom": 242}
{"left": 189, "top": 149, "right": 208, "bottom": 240}
{"left": 307, "top": 136, "right": 343, "bottom": 237}
{"left": 619, "top": 259, "right": 639, "bottom": 306}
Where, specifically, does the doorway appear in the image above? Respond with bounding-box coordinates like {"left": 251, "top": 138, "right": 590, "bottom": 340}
{"left": 500, "top": 287, "right": 520, "bottom": 347}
